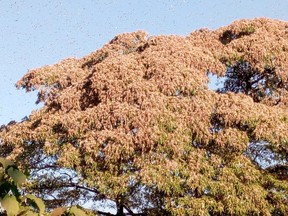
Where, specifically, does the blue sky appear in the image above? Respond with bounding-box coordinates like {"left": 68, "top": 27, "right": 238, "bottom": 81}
{"left": 0, "top": 0, "right": 287, "bottom": 125}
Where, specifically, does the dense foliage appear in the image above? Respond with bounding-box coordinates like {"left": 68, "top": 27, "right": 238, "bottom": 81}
{"left": 0, "top": 18, "right": 287, "bottom": 215}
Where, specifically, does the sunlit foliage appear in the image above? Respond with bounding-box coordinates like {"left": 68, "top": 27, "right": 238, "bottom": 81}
{"left": 1, "top": 18, "right": 288, "bottom": 215}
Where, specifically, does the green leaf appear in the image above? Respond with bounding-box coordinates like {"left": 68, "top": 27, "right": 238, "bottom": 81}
{"left": 23, "top": 210, "right": 39, "bottom": 216}
{"left": 18, "top": 207, "right": 39, "bottom": 216}
{"left": 0, "top": 170, "right": 5, "bottom": 183}
{"left": 69, "top": 206, "right": 87, "bottom": 216}
{"left": 1, "top": 194, "right": 19, "bottom": 216}
{"left": 0, "top": 157, "right": 14, "bottom": 170}
{"left": 26, "top": 194, "right": 45, "bottom": 214}
{"left": 7, "top": 167, "right": 26, "bottom": 185}
{"left": 50, "top": 207, "right": 67, "bottom": 216}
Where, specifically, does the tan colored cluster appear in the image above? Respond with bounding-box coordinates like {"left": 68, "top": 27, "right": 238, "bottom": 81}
{"left": 1, "top": 18, "right": 288, "bottom": 214}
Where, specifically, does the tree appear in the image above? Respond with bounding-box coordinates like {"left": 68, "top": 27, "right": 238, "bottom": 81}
{"left": 0, "top": 18, "right": 287, "bottom": 215}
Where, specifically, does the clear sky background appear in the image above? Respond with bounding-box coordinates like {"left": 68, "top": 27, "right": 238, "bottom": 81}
{"left": 0, "top": 0, "right": 287, "bottom": 125}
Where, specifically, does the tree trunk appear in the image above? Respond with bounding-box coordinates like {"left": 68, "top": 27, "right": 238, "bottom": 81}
{"left": 116, "top": 200, "right": 124, "bottom": 216}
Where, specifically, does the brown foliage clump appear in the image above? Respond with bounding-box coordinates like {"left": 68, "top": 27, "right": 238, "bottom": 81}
{"left": 1, "top": 18, "right": 288, "bottom": 215}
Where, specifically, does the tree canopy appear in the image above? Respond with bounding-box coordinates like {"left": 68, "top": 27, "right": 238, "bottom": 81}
{"left": 0, "top": 18, "right": 288, "bottom": 215}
